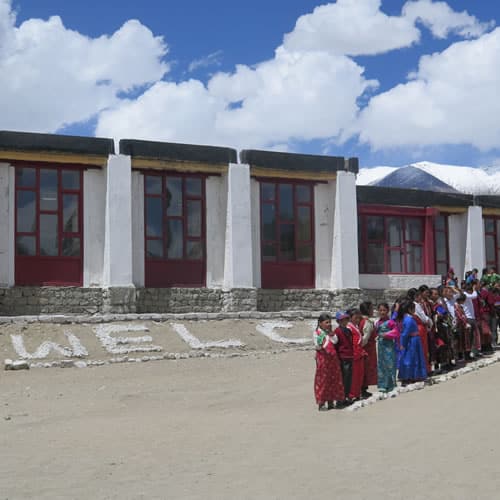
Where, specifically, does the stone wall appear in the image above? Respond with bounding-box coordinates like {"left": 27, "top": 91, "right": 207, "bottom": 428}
{"left": 0, "top": 286, "right": 404, "bottom": 316}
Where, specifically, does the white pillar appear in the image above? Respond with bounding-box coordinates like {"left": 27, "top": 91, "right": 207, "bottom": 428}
{"left": 131, "top": 171, "right": 145, "bottom": 287}
{"left": 206, "top": 175, "right": 227, "bottom": 288}
{"left": 223, "top": 163, "right": 254, "bottom": 289}
{"left": 465, "top": 205, "right": 485, "bottom": 273}
{"left": 83, "top": 169, "right": 106, "bottom": 287}
{"left": 331, "top": 171, "right": 359, "bottom": 289}
{"left": 103, "top": 155, "right": 134, "bottom": 287}
{"left": 448, "top": 213, "right": 467, "bottom": 281}
{"left": 314, "top": 181, "right": 335, "bottom": 289}
{"left": 0, "top": 163, "right": 14, "bottom": 287}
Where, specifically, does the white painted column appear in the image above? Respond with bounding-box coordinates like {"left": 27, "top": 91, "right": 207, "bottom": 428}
{"left": 103, "top": 155, "right": 134, "bottom": 287}
{"left": 314, "top": 181, "right": 335, "bottom": 289}
{"left": 83, "top": 169, "right": 106, "bottom": 287}
{"left": 0, "top": 163, "right": 14, "bottom": 287}
{"left": 223, "top": 163, "right": 254, "bottom": 289}
{"left": 206, "top": 175, "right": 227, "bottom": 288}
{"left": 465, "top": 205, "right": 485, "bottom": 273}
{"left": 448, "top": 213, "right": 467, "bottom": 281}
{"left": 331, "top": 171, "right": 359, "bottom": 289}
{"left": 131, "top": 171, "right": 145, "bottom": 287}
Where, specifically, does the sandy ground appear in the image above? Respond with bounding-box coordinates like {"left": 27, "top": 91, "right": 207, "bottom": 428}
{"left": 1, "top": 350, "right": 499, "bottom": 500}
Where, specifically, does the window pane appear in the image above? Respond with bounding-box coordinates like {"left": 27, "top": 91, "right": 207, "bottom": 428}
{"left": 186, "top": 178, "right": 202, "bottom": 197}
{"left": 166, "top": 178, "right": 182, "bottom": 216}
{"left": 145, "top": 176, "right": 162, "bottom": 195}
{"left": 62, "top": 237, "right": 80, "bottom": 257}
{"left": 63, "top": 194, "right": 79, "bottom": 233}
{"left": 262, "top": 244, "right": 276, "bottom": 262}
{"left": 261, "top": 183, "right": 275, "bottom": 201}
{"left": 187, "top": 200, "right": 201, "bottom": 237}
{"left": 387, "top": 217, "right": 402, "bottom": 247}
{"left": 279, "top": 184, "right": 293, "bottom": 222}
{"left": 146, "top": 197, "right": 163, "bottom": 238}
{"left": 147, "top": 239, "right": 163, "bottom": 259}
{"left": 17, "top": 191, "right": 37, "bottom": 232}
{"left": 435, "top": 215, "right": 445, "bottom": 232}
{"left": 406, "top": 244, "right": 423, "bottom": 273}
{"left": 405, "top": 217, "right": 423, "bottom": 241}
{"left": 262, "top": 204, "right": 276, "bottom": 241}
{"left": 389, "top": 250, "right": 403, "bottom": 273}
{"left": 437, "top": 262, "right": 447, "bottom": 276}
{"left": 486, "top": 235, "right": 496, "bottom": 264}
{"left": 279, "top": 224, "right": 295, "bottom": 260}
{"left": 297, "top": 244, "right": 313, "bottom": 262}
{"left": 40, "top": 169, "right": 58, "bottom": 211}
{"left": 435, "top": 231, "right": 447, "bottom": 262}
{"left": 16, "top": 167, "right": 36, "bottom": 188}
{"left": 62, "top": 170, "right": 80, "bottom": 190}
{"left": 366, "top": 216, "right": 384, "bottom": 241}
{"left": 40, "top": 214, "right": 58, "bottom": 256}
{"left": 366, "top": 243, "right": 384, "bottom": 273}
{"left": 186, "top": 240, "right": 203, "bottom": 260}
{"left": 16, "top": 236, "right": 36, "bottom": 256}
{"left": 297, "top": 206, "right": 311, "bottom": 241}
{"left": 296, "top": 185, "right": 311, "bottom": 203}
{"left": 167, "top": 220, "right": 183, "bottom": 258}
{"left": 485, "top": 218, "right": 495, "bottom": 233}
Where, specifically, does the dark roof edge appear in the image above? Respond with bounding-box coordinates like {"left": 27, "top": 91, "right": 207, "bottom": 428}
{"left": 475, "top": 195, "right": 500, "bottom": 209}
{"left": 0, "top": 130, "right": 115, "bottom": 156}
{"left": 240, "top": 149, "right": 358, "bottom": 174}
{"left": 120, "top": 139, "right": 237, "bottom": 165}
{"left": 357, "top": 185, "right": 474, "bottom": 208}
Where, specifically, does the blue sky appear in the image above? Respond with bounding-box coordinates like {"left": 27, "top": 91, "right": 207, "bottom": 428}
{"left": 4, "top": 0, "right": 500, "bottom": 168}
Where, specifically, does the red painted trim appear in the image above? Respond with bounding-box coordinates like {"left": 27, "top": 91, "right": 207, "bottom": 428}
{"left": 358, "top": 204, "right": 428, "bottom": 217}
{"left": 483, "top": 216, "right": 500, "bottom": 269}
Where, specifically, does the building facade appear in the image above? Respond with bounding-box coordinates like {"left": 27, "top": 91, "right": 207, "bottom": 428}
{"left": 0, "top": 131, "right": 497, "bottom": 315}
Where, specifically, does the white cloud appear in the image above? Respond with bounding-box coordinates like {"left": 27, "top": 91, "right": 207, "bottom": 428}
{"left": 188, "top": 50, "right": 223, "bottom": 73}
{"left": 283, "top": 0, "right": 491, "bottom": 57}
{"left": 356, "top": 28, "right": 500, "bottom": 151}
{"left": 0, "top": 0, "right": 167, "bottom": 133}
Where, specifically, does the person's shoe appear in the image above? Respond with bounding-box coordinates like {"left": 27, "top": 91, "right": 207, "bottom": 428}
{"left": 318, "top": 404, "right": 328, "bottom": 411}
{"left": 361, "top": 390, "right": 372, "bottom": 399}
{"left": 327, "top": 401, "right": 335, "bottom": 410}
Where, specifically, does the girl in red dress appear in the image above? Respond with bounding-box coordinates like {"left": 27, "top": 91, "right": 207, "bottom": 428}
{"left": 313, "top": 313, "right": 345, "bottom": 411}
{"left": 346, "top": 309, "right": 368, "bottom": 401}
{"left": 359, "top": 301, "right": 377, "bottom": 398}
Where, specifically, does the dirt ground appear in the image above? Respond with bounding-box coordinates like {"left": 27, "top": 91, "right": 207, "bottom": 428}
{"left": 1, "top": 350, "right": 499, "bottom": 500}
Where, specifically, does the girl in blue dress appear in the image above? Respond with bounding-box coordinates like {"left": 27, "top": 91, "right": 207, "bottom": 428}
{"left": 396, "top": 299, "right": 428, "bottom": 384}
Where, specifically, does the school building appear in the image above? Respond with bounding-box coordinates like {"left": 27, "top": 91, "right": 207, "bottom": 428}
{"left": 0, "top": 130, "right": 498, "bottom": 315}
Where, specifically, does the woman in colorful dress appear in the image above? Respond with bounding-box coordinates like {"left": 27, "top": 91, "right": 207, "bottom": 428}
{"left": 313, "top": 313, "right": 345, "bottom": 411}
{"left": 396, "top": 299, "right": 428, "bottom": 385}
{"left": 375, "top": 303, "right": 400, "bottom": 393}
{"left": 359, "top": 301, "right": 377, "bottom": 398}
{"left": 346, "top": 309, "right": 367, "bottom": 400}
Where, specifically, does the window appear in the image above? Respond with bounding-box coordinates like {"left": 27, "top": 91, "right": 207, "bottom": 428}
{"left": 144, "top": 173, "right": 205, "bottom": 287}
{"left": 260, "top": 181, "right": 314, "bottom": 288}
{"left": 434, "top": 215, "right": 449, "bottom": 276}
{"left": 484, "top": 217, "right": 500, "bottom": 270}
{"left": 15, "top": 165, "right": 83, "bottom": 285}
{"left": 358, "top": 215, "right": 424, "bottom": 274}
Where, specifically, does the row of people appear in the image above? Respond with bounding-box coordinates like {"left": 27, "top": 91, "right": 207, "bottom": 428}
{"left": 313, "top": 279, "right": 500, "bottom": 410}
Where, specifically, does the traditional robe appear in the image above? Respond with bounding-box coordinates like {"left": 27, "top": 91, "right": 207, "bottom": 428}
{"left": 398, "top": 314, "right": 427, "bottom": 382}
{"left": 360, "top": 316, "right": 377, "bottom": 387}
{"left": 375, "top": 318, "right": 399, "bottom": 392}
{"left": 346, "top": 322, "right": 367, "bottom": 399}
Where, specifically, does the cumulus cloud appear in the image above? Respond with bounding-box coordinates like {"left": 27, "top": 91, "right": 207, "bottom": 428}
{"left": 0, "top": 0, "right": 167, "bottom": 133}
{"left": 283, "top": 0, "right": 490, "bottom": 56}
{"left": 356, "top": 28, "right": 500, "bottom": 151}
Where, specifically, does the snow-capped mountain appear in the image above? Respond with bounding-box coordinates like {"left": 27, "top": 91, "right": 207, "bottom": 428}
{"left": 357, "top": 161, "right": 500, "bottom": 195}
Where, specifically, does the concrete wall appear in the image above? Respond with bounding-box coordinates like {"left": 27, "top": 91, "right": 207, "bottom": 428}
{"left": 131, "top": 171, "right": 145, "bottom": 287}
{"left": 0, "top": 164, "right": 14, "bottom": 287}
{"left": 360, "top": 274, "right": 442, "bottom": 290}
{"left": 83, "top": 169, "right": 106, "bottom": 287}
{"left": 206, "top": 175, "right": 227, "bottom": 288}
{"left": 448, "top": 213, "right": 467, "bottom": 280}
{"left": 314, "top": 180, "right": 335, "bottom": 289}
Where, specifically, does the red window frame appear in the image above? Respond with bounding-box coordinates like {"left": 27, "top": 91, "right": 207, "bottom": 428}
{"left": 144, "top": 171, "right": 206, "bottom": 287}
{"left": 484, "top": 217, "right": 500, "bottom": 270}
{"left": 14, "top": 162, "right": 84, "bottom": 286}
{"left": 434, "top": 214, "right": 450, "bottom": 276}
{"left": 358, "top": 205, "right": 437, "bottom": 275}
{"left": 259, "top": 179, "right": 315, "bottom": 289}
